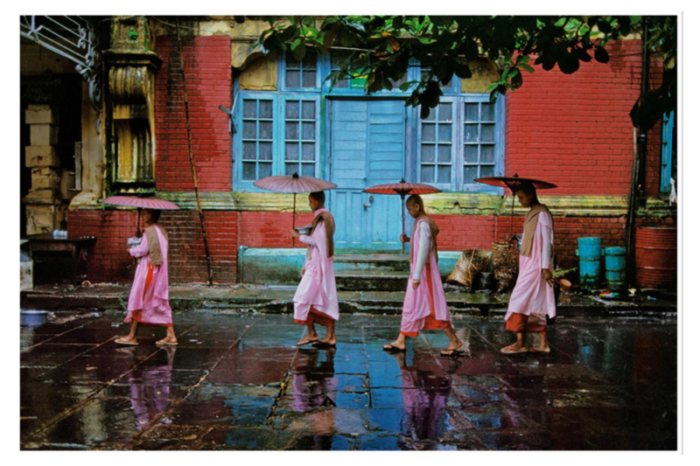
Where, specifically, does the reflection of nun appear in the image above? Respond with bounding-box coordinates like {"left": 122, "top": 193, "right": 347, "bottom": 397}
{"left": 390, "top": 350, "right": 452, "bottom": 440}
{"left": 127, "top": 347, "right": 176, "bottom": 430}
{"left": 290, "top": 349, "right": 337, "bottom": 412}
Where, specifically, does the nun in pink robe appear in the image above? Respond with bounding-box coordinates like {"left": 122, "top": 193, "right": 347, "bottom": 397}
{"left": 383, "top": 194, "right": 463, "bottom": 356}
{"left": 291, "top": 192, "right": 339, "bottom": 348}
{"left": 501, "top": 183, "right": 556, "bottom": 354}
{"left": 116, "top": 209, "right": 177, "bottom": 346}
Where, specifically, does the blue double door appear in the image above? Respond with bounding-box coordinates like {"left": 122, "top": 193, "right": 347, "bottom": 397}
{"left": 329, "top": 99, "right": 413, "bottom": 251}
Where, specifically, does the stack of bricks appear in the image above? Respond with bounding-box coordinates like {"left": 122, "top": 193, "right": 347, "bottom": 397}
{"left": 24, "top": 104, "right": 66, "bottom": 235}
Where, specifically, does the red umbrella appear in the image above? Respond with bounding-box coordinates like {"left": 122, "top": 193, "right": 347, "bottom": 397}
{"left": 474, "top": 174, "right": 557, "bottom": 239}
{"left": 364, "top": 179, "right": 442, "bottom": 253}
{"left": 253, "top": 172, "right": 337, "bottom": 246}
{"left": 101, "top": 196, "right": 180, "bottom": 236}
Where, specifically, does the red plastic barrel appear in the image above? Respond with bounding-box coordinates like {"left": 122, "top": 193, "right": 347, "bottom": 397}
{"left": 634, "top": 226, "right": 677, "bottom": 289}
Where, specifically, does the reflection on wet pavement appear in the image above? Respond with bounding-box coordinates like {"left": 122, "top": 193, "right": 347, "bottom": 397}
{"left": 20, "top": 312, "right": 677, "bottom": 450}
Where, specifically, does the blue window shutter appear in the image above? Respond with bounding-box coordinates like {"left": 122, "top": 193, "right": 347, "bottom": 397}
{"left": 660, "top": 111, "right": 674, "bottom": 194}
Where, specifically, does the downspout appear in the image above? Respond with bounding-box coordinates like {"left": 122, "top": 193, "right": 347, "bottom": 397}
{"left": 624, "top": 18, "right": 650, "bottom": 288}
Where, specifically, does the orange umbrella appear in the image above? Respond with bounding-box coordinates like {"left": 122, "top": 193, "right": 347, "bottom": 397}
{"left": 364, "top": 179, "right": 442, "bottom": 253}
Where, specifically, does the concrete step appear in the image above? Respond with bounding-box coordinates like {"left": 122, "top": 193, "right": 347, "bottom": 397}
{"left": 238, "top": 248, "right": 461, "bottom": 286}
{"left": 21, "top": 284, "right": 678, "bottom": 319}
{"left": 335, "top": 269, "right": 409, "bottom": 291}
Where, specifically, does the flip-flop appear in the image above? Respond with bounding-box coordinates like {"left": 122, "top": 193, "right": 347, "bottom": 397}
{"left": 296, "top": 338, "right": 319, "bottom": 347}
{"left": 528, "top": 347, "right": 551, "bottom": 353}
{"left": 312, "top": 341, "right": 336, "bottom": 349}
{"left": 156, "top": 340, "right": 178, "bottom": 347}
{"left": 500, "top": 346, "right": 529, "bottom": 354}
{"left": 382, "top": 344, "right": 406, "bottom": 353}
{"left": 440, "top": 343, "right": 465, "bottom": 357}
{"left": 115, "top": 338, "right": 139, "bottom": 346}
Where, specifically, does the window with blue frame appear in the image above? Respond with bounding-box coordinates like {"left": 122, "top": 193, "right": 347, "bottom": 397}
{"left": 463, "top": 100, "right": 497, "bottom": 186}
{"left": 417, "top": 95, "right": 503, "bottom": 191}
{"left": 285, "top": 50, "right": 318, "bottom": 89}
{"left": 420, "top": 102, "right": 454, "bottom": 186}
{"left": 235, "top": 53, "right": 503, "bottom": 193}
{"left": 241, "top": 97, "right": 274, "bottom": 180}
{"left": 284, "top": 98, "right": 318, "bottom": 176}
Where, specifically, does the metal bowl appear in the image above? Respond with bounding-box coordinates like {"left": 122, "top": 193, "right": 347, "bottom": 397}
{"left": 294, "top": 225, "right": 312, "bottom": 236}
{"left": 20, "top": 310, "right": 48, "bottom": 327}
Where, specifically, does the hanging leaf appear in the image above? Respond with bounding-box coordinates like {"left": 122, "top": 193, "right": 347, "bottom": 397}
{"left": 510, "top": 69, "right": 523, "bottom": 88}
{"left": 293, "top": 41, "right": 306, "bottom": 61}
{"left": 594, "top": 45, "right": 610, "bottom": 64}
{"left": 454, "top": 62, "right": 472, "bottom": 79}
{"left": 576, "top": 47, "right": 592, "bottom": 62}
{"left": 321, "top": 16, "right": 340, "bottom": 29}
{"left": 557, "top": 50, "right": 580, "bottom": 74}
{"left": 541, "top": 54, "right": 557, "bottom": 71}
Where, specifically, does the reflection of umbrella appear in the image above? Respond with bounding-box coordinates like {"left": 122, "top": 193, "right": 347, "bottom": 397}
{"left": 101, "top": 196, "right": 180, "bottom": 237}
{"left": 474, "top": 174, "right": 557, "bottom": 239}
{"left": 364, "top": 179, "right": 442, "bottom": 253}
{"left": 253, "top": 172, "right": 337, "bottom": 246}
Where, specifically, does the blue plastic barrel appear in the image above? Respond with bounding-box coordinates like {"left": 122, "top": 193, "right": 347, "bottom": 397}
{"left": 577, "top": 237, "right": 602, "bottom": 289}
{"left": 604, "top": 247, "right": 626, "bottom": 291}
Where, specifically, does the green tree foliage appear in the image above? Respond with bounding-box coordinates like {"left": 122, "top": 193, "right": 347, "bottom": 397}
{"left": 251, "top": 15, "right": 675, "bottom": 128}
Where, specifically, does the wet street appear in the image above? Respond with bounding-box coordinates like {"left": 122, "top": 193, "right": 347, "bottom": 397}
{"left": 20, "top": 312, "right": 677, "bottom": 450}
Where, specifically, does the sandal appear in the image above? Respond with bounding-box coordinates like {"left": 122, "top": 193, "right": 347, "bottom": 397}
{"left": 296, "top": 338, "right": 319, "bottom": 347}
{"left": 115, "top": 338, "right": 138, "bottom": 346}
{"left": 382, "top": 344, "right": 406, "bottom": 353}
{"left": 312, "top": 341, "right": 336, "bottom": 349}
{"left": 156, "top": 339, "right": 178, "bottom": 347}
{"left": 500, "top": 345, "right": 529, "bottom": 354}
{"left": 440, "top": 342, "right": 465, "bottom": 357}
{"left": 528, "top": 346, "right": 551, "bottom": 353}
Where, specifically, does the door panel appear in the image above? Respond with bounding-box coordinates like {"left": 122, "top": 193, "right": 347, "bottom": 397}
{"left": 330, "top": 99, "right": 406, "bottom": 250}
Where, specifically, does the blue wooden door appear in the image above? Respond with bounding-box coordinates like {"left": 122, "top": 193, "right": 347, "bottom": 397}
{"left": 329, "top": 99, "right": 406, "bottom": 250}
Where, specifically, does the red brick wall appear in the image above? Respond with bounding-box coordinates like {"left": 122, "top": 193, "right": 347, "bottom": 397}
{"left": 431, "top": 215, "right": 498, "bottom": 251}
{"left": 67, "top": 210, "right": 139, "bottom": 284}
{"left": 154, "top": 35, "right": 232, "bottom": 192}
{"left": 68, "top": 209, "right": 239, "bottom": 284}
{"left": 239, "top": 212, "right": 315, "bottom": 249}
{"left": 505, "top": 40, "right": 663, "bottom": 197}
{"left": 160, "top": 210, "right": 239, "bottom": 284}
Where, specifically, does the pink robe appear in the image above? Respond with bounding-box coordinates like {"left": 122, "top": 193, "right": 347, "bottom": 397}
{"left": 400, "top": 219, "right": 452, "bottom": 336}
{"left": 125, "top": 225, "right": 173, "bottom": 326}
{"left": 504, "top": 211, "right": 556, "bottom": 323}
{"left": 293, "top": 208, "right": 339, "bottom": 323}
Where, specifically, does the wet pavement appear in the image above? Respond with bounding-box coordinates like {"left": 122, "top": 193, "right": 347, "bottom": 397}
{"left": 20, "top": 312, "right": 677, "bottom": 450}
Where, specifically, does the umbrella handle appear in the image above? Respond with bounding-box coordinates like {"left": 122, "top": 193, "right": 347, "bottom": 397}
{"left": 292, "top": 193, "right": 296, "bottom": 248}
{"left": 509, "top": 194, "right": 515, "bottom": 240}
{"left": 401, "top": 194, "right": 406, "bottom": 254}
{"left": 136, "top": 208, "right": 142, "bottom": 238}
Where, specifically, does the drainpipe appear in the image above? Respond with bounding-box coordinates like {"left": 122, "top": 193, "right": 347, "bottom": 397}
{"left": 624, "top": 17, "right": 650, "bottom": 288}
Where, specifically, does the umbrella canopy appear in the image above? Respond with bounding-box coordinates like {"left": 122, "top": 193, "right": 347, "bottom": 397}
{"left": 474, "top": 174, "right": 557, "bottom": 240}
{"left": 474, "top": 175, "right": 557, "bottom": 193}
{"left": 253, "top": 172, "right": 337, "bottom": 193}
{"left": 364, "top": 179, "right": 441, "bottom": 254}
{"left": 363, "top": 179, "right": 442, "bottom": 196}
{"left": 101, "top": 196, "right": 180, "bottom": 210}
{"left": 253, "top": 172, "right": 336, "bottom": 246}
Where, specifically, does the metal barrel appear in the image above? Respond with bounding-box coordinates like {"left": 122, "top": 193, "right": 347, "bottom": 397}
{"left": 577, "top": 237, "right": 602, "bottom": 289}
{"left": 634, "top": 226, "right": 677, "bottom": 289}
{"left": 604, "top": 246, "right": 626, "bottom": 291}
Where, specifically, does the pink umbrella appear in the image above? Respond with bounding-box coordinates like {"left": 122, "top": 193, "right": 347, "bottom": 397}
{"left": 101, "top": 196, "right": 180, "bottom": 236}
{"left": 364, "top": 179, "right": 442, "bottom": 253}
{"left": 253, "top": 172, "right": 337, "bottom": 246}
